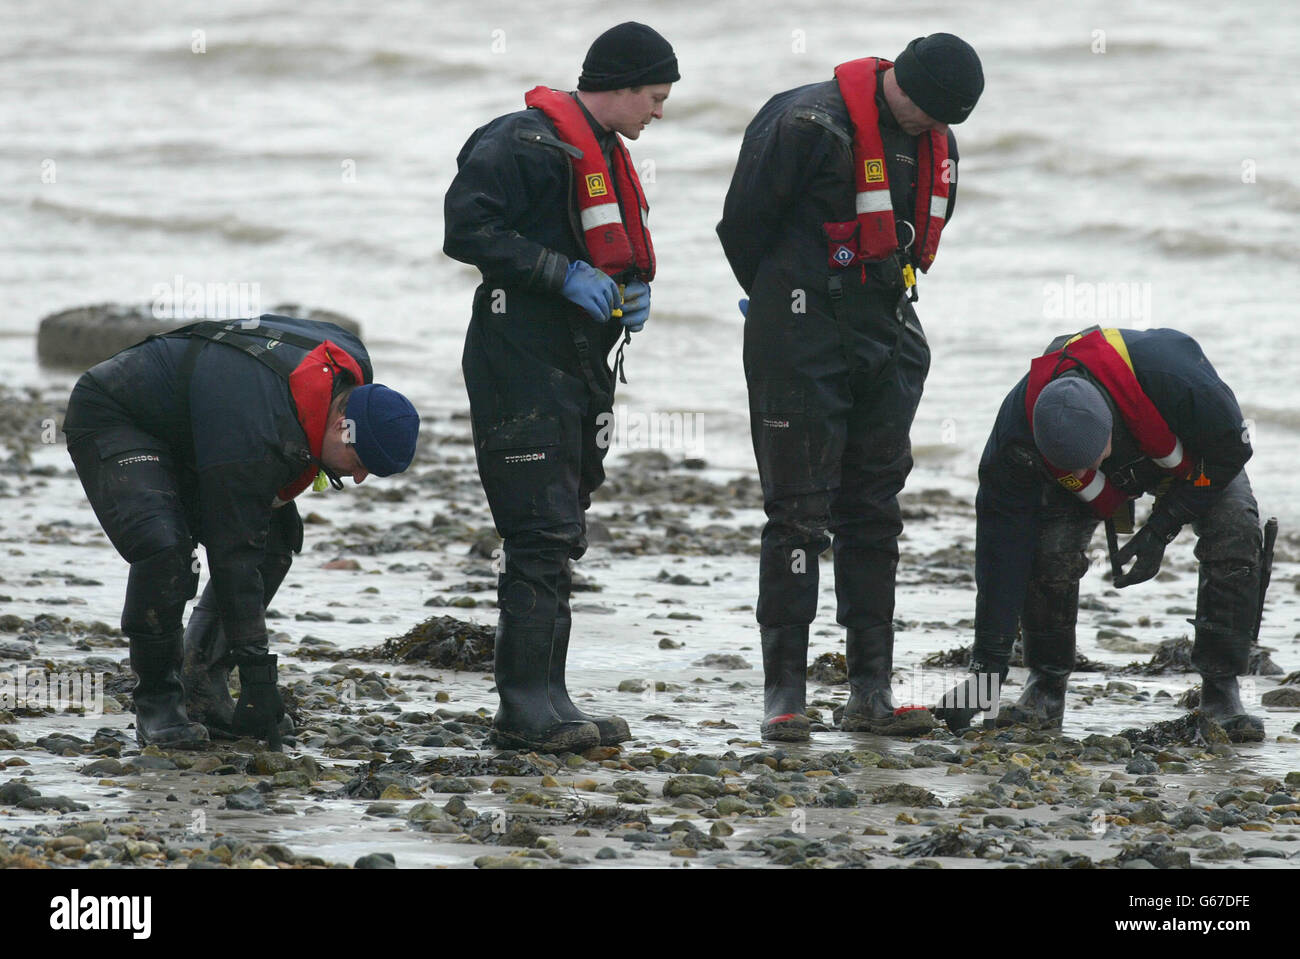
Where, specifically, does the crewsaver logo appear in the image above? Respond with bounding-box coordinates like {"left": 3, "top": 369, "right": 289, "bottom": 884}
{"left": 586, "top": 173, "right": 608, "bottom": 197}
{"left": 864, "top": 159, "right": 885, "bottom": 183}
{"left": 1058, "top": 475, "right": 1083, "bottom": 491}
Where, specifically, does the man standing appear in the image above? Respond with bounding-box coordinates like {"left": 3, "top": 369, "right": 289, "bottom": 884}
{"left": 718, "top": 35, "right": 983, "bottom": 740}
{"left": 63, "top": 314, "right": 419, "bottom": 749}
{"left": 444, "top": 23, "right": 678, "bottom": 753}
{"left": 933, "top": 327, "right": 1268, "bottom": 743}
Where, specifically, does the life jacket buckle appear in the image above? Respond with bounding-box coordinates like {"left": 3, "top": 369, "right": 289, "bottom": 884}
{"left": 896, "top": 219, "right": 916, "bottom": 251}
{"left": 901, "top": 262, "right": 918, "bottom": 302}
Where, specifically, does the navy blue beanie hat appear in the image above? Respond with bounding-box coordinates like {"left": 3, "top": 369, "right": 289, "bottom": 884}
{"left": 346, "top": 384, "right": 419, "bottom": 476}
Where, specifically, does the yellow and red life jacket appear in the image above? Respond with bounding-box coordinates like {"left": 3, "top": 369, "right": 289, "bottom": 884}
{"left": 524, "top": 86, "right": 656, "bottom": 280}
{"left": 1026, "top": 328, "right": 1195, "bottom": 518}
{"left": 832, "top": 58, "right": 951, "bottom": 272}
{"left": 277, "top": 341, "right": 367, "bottom": 502}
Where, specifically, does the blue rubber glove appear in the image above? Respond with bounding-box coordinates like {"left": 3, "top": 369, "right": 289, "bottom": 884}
{"left": 620, "top": 278, "right": 650, "bottom": 332}
{"left": 738, "top": 298, "right": 749, "bottom": 318}
{"left": 560, "top": 261, "right": 620, "bottom": 323}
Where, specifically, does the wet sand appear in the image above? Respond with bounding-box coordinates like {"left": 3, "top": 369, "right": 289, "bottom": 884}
{"left": 2, "top": 382, "right": 1298, "bottom": 869}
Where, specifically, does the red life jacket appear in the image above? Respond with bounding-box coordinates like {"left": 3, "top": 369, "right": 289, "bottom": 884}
{"left": 832, "top": 58, "right": 951, "bottom": 272}
{"left": 524, "top": 87, "right": 656, "bottom": 280}
{"left": 277, "top": 341, "right": 367, "bottom": 502}
{"left": 1025, "top": 328, "right": 1196, "bottom": 518}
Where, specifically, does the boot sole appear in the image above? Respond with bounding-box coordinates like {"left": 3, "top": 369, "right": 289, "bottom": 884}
{"left": 994, "top": 708, "right": 1063, "bottom": 729}
{"left": 843, "top": 709, "right": 936, "bottom": 736}
{"left": 136, "top": 728, "right": 210, "bottom": 750}
{"left": 761, "top": 714, "right": 811, "bottom": 742}
{"left": 491, "top": 724, "right": 600, "bottom": 754}
{"left": 1205, "top": 712, "right": 1265, "bottom": 743}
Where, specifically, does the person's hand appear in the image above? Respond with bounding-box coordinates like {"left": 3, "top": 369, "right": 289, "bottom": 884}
{"left": 738, "top": 298, "right": 749, "bottom": 318}
{"left": 1113, "top": 510, "right": 1182, "bottom": 588}
{"left": 232, "top": 653, "right": 286, "bottom": 750}
{"left": 620, "top": 279, "right": 650, "bottom": 332}
{"left": 560, "top": 261, "right": 621, "bottom": 323}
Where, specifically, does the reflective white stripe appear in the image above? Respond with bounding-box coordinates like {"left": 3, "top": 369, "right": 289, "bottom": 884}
{"left": 1153, "top": 437, "right": 1185, "bottom": 469}
{"left": 855, "top": 190, "right": 893, "bottom": 215}
{"left": 1075, "top": 472, "right": 1106, "bottom": 502}
{"left": 580, "top": 203, "right": 623, "bottom": 232}
{"left": 930, "top": 193, "right": 948, "bottom": 220}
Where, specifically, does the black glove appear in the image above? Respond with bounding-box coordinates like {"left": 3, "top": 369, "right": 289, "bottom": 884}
{"left": 1113, "top": 508, "right": 1184, "bottom": 588}
{"left": 273, "top": 500, "right": 304, "bottom": 554}
{"left": 232, "top": 652, "right": 285, "bottom": 750}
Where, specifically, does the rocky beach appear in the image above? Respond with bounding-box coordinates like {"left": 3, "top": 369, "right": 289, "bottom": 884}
{"left": 3, "top": 372, "right": 1298, "bottom": 872}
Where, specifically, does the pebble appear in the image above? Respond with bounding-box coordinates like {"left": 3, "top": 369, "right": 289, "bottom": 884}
{"left": 224, "top": 788, "right": 267, "bottom": 811}
{"left": 354, "top": 852, "right": 397, "bottom": 869}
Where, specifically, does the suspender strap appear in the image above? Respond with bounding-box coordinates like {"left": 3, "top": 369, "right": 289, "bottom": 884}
{"left": 569, "top": 326, "right": 612, "bottom": 406}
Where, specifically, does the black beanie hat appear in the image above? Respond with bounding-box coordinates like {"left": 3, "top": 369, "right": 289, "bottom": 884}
{"left": 893, "top": 33, "right": 984, "bottom": 124}
{"left": 578, "top": 22, "right": 679, "bottom": 92}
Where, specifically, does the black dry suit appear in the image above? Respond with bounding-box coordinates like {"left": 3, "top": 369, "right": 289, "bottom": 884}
{"left": 718, "top": 74, "right": 959, "bottom": 633}
{"left": 444, "top": 101, "right": 629, "bottom": 636}
{"left": 444, "top": 95, "right": 637, "bottom": 750}
{"left": 975, "top": 328, "right": 1262, "bottom": 692}
{"left": 63, "top": 315, "right": 371, "bottom": 665}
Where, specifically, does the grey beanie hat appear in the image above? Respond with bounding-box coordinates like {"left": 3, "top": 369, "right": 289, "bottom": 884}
{"left": 1032, "top": 378, "right": 1112, "bottom": 471}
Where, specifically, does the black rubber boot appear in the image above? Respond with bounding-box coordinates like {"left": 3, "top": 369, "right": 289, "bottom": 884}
{"left": 760, "top": 625, "right": 810, "bottom": 742}
{"left": 550, "top": 618, "right": 631, "bottom": 746}
{"left": 492, "top": 618, "right": 601, "bottom": 753}
{"left": 838, "top": 624, "right": 934, "bottom": 734}
{"left": 997, "top": 628, "right": 1073, "bottom": 728}
{"left": 129, "top": 632, "right": 209, "bottom": 748}
{"left": 1193, "top": 621, "right": 1264, "bottom": 743}
{"left": 998, "top": 550, "right": 1085, "bottom": 729}
{"left": 231, "top": 651, "right": 287, "bottom": 751}
{"left": 931, "top": 633, "right": 1015, "bottom": 734}
{"left": 181, "top": 596, "right": 235, "bottom": 736}
{"left": 183, "top": 589, "right": 294, "bottom": 741}
{"left": 840, "top": 625, "right": 894, "bottom": 728}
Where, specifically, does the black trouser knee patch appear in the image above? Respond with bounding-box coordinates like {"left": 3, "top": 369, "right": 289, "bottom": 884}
{"left": 122, "top": 544, "right": 198, "bottom": 636}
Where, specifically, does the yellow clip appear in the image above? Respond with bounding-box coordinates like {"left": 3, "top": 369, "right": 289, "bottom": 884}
{"left": 902, "top": 264, "right": 916, "bottom": 291}
{"left": 611, "top": 283, "right": 625, "bottom": 319}
{"left": 312, "top": 470, "right": 329, "bottom": 492}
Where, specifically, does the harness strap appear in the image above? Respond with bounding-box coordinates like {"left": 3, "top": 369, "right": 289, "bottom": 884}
{"left": 569, "top": 326, "right": 612, "bottom": 407}
{"left": 157, "top": 320, "right": 352, "bottom": 474}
